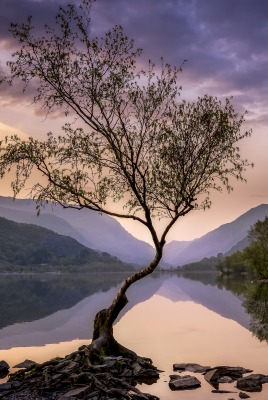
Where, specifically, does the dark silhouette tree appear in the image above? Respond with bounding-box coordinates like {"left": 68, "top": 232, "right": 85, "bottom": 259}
{"left": 0, "top": 0, "right": 252, "bottom": 358}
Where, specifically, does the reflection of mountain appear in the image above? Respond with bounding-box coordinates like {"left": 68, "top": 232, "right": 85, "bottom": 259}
{"left": 0, "top": 197, "right": 154, "bottom": 266}
{"left": 157, "top": 276, "right": 250, "bottom": 330}
{"left": 0, "top": 273, "right": 130, "bottom": 328}
{"left": 0, "top": 273, "right": 164, "bottom": 349}
{"left": 0, "top": 273, "right": 252, "bottom": 349}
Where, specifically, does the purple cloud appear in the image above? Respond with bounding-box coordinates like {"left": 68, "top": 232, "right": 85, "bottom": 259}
{"left": 0, "top": 0, "right": 267, "bottom": 119}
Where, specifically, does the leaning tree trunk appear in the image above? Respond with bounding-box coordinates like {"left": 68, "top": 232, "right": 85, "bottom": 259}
{"left": 89, "top": 249, "right": 163, "bottom": 360}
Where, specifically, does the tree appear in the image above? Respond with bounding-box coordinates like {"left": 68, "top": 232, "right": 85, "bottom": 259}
{"left": 216, "top": 250, "right": 250, "bottom": 275}
{"left": 246, "top": 217, "right": 268, "bottom": 279}
{"left": 0, "top": 0, "right": 252, "bottom": 358}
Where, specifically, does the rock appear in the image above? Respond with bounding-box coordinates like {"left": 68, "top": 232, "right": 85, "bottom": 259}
{"left": 169, "top": 374, "right": 201, "bottom": 390}
{"left": 0, "top": 383, "right": 13, "bottom": 393}
{"left": 0, "top": 360, "right": 9, "bottom": 372}
{"left": 0, "top": 371, "right": 9, "bottom": 379}
{"left": 13, "top": 359, "right": 37, "bottom": 369}
{"left": 172, "top": 363, "right": 188, "bottom": 371}
{"left": 0, "top": 361, "right": 10, "bottom": 379}
{"left": 0, "top": 381, "right": 21, "bottom": 392}
{"left": 261, "top": 375, "right": 268, "bottom": 383}
{"left": 236, "top": 374, "right": 263, "bottom": 392}
{"left": 173, "top": 363, "right": 210, "bottom": 373}
{"left": 186, "top": 363, "right": 211, "bottom": 373}
{"left": 85, "top": 391, "right": 100, "bottom": 399}
{"left": 204, "top": 365, "right": 253, "bottom": 388}
{"left": 239, "top": 392, "right": 251, "bottom": 399}
{"left": 134, "top": 368, "right": 160, "bottom": 379}
{"left": 58, "top": 385, "right": 91, "bottom": 399}
{"left": 214, "top": 366, "right": 252, "bottom": 379}
{"left": 2, "top": 348, "right": 161, "bottom": 400}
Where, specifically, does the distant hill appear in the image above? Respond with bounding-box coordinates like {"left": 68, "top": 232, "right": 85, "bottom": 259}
{"left": 224, "top": 236, "right": 249, "bottom": 256}
{"left": 163, "top": 204, "right": 268, "bottom": 266}
{"left": 2, "top": 197, "right": 267, "bottom": 268}
{"left": 163, "top": 240, "right": 191, "bottom": 266}
{"left": 0, "top": 217, "right": 133, "bottom": 271}
{"left": 0, "top": 197, "right": 155, "bottom": 266}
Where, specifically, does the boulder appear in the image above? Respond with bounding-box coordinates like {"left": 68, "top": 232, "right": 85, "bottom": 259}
{"left": 0, "top": 361, "right": 9, "bottom": 372}
{"left": 169, "top": 374, "right": 201, "bottom": 390}
{"left": 236, "top": 374, "right": 263, "bottom": 392}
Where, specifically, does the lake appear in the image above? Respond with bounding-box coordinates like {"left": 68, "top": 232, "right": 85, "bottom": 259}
{"left": 0, "top": 271, "right": 267, "bottom": 399}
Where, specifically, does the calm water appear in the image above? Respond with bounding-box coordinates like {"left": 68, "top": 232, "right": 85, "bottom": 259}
{"left": 0, "top": 271, "right": 267, "bottom": 400}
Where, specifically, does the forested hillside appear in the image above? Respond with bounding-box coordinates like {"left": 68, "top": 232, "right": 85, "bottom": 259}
{"left": 0, "top": 217, "right": 133, "bottom": 272}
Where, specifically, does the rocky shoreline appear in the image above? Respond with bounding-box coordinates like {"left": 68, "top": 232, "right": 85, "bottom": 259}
{"left": 0, "top": 353, "right": 268, "bottom": 399}
{"left": 0, "top": 346, "right": 160, "bottom": 400}
{"left": 171, "top": 363, "right": 268, "bottom": 395}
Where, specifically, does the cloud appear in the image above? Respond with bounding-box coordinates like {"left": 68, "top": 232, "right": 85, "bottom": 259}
{"left": 90, "top": 0, "right": 268, "bottom": 114}
{"left": 0, "top": 0, "right": 67, "bottom": 48}
{"left": 0, "top": 0, "right": 267, "bottom": 124}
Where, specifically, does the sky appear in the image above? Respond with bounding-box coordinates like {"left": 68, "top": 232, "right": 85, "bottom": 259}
{"left": 0, "top": 0, "right": 268, "bottom": 245}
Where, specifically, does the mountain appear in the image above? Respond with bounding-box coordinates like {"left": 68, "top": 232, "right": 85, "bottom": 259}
{"left": 2, "top": 196, "right": 267, "bottom": 268}
{"left": 0, "top": 216, "right": 132, "bottom": 270}
{"left": 163, "top": 240, "right": 192, "bottom": 266}
{"left": 163, "top": 204, "right": 268, "bottom": 266}
{"left": 0, "top": 206, "right": 86, "bottom": 245}
{"left": 0, "top": 196, "right": 155, "bottom": 266}
{"left": 224, "top": 236, "right": 249, "bottom": 256}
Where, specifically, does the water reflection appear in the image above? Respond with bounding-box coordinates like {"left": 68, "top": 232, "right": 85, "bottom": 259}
{"left": 216, "top": 274, "right": 268, "bottom": 342}
{"left": 243, "top": 284, "right": 268, "bottom": 342}
{"left": 0, "top": 272, "right": 131, "bottom": 328}
{"left": 0, "top": 272, "right": 267, "bottom": 347}
{"left": 0, "top": 272, "right": 257, "bottom": 349}
{"left": 0, "top": 271, "right": 268, "bottom": 400}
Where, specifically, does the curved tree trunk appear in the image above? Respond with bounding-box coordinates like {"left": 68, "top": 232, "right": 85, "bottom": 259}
{"left": 90, "top": 248, "right": 163, "bottom": 360}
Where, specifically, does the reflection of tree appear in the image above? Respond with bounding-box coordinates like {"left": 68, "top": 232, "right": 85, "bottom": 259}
{"left": 243, "top": 284, "right": 268, "bottom": 342}
{"left": 216, "top": 274, "right": 251, "bottom": 296}
{"left": 216, "top": 275, "right": 268, "bottom": 342}
{"left": 182, "top": 271, "right": 218, "bottom": 286}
